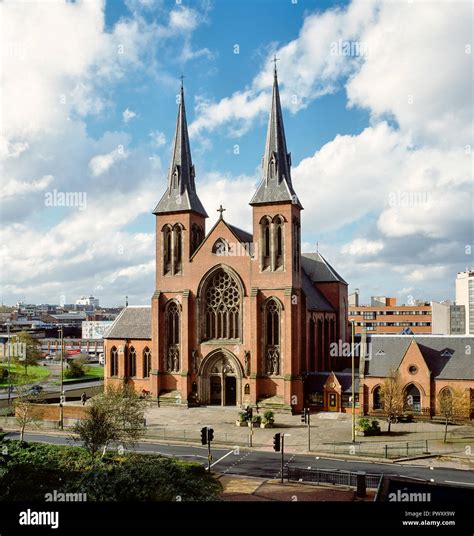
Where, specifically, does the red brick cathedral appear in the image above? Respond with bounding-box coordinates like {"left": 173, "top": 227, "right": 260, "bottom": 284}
{"left": 104, "top": 69, "right": 349, "bottom": 412}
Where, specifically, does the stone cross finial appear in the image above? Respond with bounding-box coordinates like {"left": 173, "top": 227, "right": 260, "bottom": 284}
{"left": 217, "top": 205, "right": 226, "bottom": 219}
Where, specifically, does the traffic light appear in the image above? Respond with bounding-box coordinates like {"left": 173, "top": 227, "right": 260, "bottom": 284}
{"left": 273, "top": 433, "right": 281, "bottom": 452}
{"left": 301, "top": 407, "right": 309, "bottom": 424}
{"left": 200, "top": 427, "right": 207, "bottom": 445}
{"left": 245, "top": 406, "right": 253, "bottom": 421}
{"left": 207, "top": 428, "right": 214, "bottom": 442}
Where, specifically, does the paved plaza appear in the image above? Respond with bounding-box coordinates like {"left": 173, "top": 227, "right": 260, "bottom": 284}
{"left": 142, "top": 405, "right": 474, "bottom": 460}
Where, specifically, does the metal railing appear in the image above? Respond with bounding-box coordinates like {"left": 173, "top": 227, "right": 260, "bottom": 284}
{"left": 318, "top": 439, "right": 430, "bottom": 459}
{"left": 287, "top": 466, "right": 381, "bottom": 489}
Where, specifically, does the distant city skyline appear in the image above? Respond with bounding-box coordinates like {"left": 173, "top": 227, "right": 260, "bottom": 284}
{"left": 1, "top": 0, "right": 471, "bottom": 307}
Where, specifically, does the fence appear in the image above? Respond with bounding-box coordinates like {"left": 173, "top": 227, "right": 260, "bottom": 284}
{"left": 287, "top": 466, "right": 382, "bottom": 489}
{"left": 318, "top": 439, "right": 430, "bottom": 459}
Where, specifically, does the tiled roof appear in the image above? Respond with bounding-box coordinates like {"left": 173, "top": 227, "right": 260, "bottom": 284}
{"left": 301, "top": 252, "right": 347, "bottom": 284}
{"left": 364, "top": 335, "right": 474, "bottom": 380}
{"left": 301, "top": 269, "right": 334, "bottom": 312}
{"left": 104, "top": 306, "right": 151, "bottom": 340}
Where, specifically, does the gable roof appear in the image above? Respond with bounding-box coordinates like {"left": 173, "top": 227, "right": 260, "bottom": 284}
{"left": 301, "top": 252, "right": 347, "bottom": 284}
{"left": 301, "top": 269, "right": 334, "bottom": 312}
{"left": 104, "top": 306, "right": 151, "bottom": 340}
{"left": 190, "top": 217, "right": 253, "bottom": 260}
{"left": 364, "top": 335, "right": 474, "bottom": 380}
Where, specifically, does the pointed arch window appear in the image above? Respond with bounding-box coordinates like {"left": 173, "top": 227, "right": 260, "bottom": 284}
{"left": 202, "top": 269, "right": 241, "bottom": 341}
{"left": 273, "top": 215, "right": 284, "bottom": 270}
{"left": 292, "top": 218, "right": 300, "bottom": 272}
{"left": 127, "top": 346, "right": 137, "bottom": 378}
{"left": 110, "top": 346, "right": 118, "bottom": 377}
{"left": 162, "top": 225, "right": 172, "bottom": 275}
{"left": 373, "top": 385, "right": 382, "bottom": 410}
{"left": 264, "top": 298, "right": 281, "bottom": 376}
{"left": 260, "top": 216, "right": 271, "bottom": 271}
{"left": 212, "top": 238, "right": 229, "bottom": 256}
{"left": 166, "top": 301, "right": 180, "bottom": 372}
{"left": 191, "top": 223, "right": 204, "bottom": 254}
{"left": 174, "top": 224, "right": 183, "bottom": 274}
{"left": 143, "top": 347, "right": 151, "bottom": 378}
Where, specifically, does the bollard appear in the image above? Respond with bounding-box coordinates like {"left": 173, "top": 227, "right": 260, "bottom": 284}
{"left": 356, "top": 471, "right": 366, "bottom": 498}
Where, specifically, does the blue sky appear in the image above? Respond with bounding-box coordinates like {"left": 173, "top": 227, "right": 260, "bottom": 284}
{"left": 1, "top": 0, "right": 472, "bottom": 307}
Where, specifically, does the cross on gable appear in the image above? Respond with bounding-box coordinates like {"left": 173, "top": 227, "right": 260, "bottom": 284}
{"left": 217, "top": 205, "right": 226, "bottom": 219}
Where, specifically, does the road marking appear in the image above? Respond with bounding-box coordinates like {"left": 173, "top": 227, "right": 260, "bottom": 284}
{"left": 445, "top": 480, "right": 474, "bottom": 486}
{"left": 210, "top": 449, "right": 234, "bottom": 468}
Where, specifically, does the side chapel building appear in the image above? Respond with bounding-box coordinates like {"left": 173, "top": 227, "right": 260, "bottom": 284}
{"left": 104, "top": 67, "right": 349, "bottom": 412}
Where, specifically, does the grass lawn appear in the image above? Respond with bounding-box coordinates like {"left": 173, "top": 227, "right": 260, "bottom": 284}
{"left": 55, "top": 366, "right": 104, "bottom": 384}
{"left": 0, "top": 363, "right": 50, "bottom": 388}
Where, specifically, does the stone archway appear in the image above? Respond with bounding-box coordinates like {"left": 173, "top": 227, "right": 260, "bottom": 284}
{"left": 199, "top": 349, "right": 243, "bottom": 406}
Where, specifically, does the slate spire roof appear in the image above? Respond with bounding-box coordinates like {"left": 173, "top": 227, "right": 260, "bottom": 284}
{"left": 250, "top": 65, "right": 302, "bottom": 208}
{"left": 153, "top": 83, "right": 208, "bottom": 217}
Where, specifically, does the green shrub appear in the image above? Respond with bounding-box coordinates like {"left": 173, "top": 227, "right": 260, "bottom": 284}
{"left": 0, "top": 440, "right": 222, "bottom": 501}
{"left": 356, "top": 418, "right": 380, "bottom": 434}
{"left": 238, "top": 411, "right": 247, "bottom": 422}
{"left": 64, "top": 358, "right": 86, "bottom": 379}
{"left": 251, "top": 415, "right": 261, "bottom": 425}
{"left": 263, "top": 410, "right": 275, "bottom": 424}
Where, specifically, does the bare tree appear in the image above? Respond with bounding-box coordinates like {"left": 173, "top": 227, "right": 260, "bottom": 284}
{"left": 13, "top": 385, "right": 39, "bottom": 442}
{"left": 437, "top": 387, "right": 471, "bottom": 443}
{"left": 73, "top": 383, "right": 148, "bottom": 458}
{"left": 380, "top": 369, "right": 405, "bottom": 433}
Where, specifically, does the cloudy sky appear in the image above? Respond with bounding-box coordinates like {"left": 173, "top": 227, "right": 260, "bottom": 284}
{"left": 1, "top": 0, "right": 472, "bottom": 307}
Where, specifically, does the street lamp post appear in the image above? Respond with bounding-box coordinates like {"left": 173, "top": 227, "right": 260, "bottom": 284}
{"left": 58, "top": 325, "right": 64, "bottom": 430}
{"left": 6, "top": 321, "right": 11, "bottom": 413}
{"left": 350, "top": 320, "right": 356, "bottom": 443}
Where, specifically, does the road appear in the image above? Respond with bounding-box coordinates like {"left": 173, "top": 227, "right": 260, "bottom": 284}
{"left": 4, "top": 431, "right": 474, "bottom": 487}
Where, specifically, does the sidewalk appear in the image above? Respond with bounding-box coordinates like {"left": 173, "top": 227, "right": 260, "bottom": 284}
{"left": 2, "top": 404, "right": 473, "bottom": 466}
{"left": 140, "top": 405, "right": 474, "bottom": 459}
{"left": 217, "top": 474, "right": 375, "bottom": 501}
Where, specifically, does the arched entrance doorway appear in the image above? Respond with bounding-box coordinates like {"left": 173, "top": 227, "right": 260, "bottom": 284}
{"left": 405, "top": 384, "right": 422, "bottom": 413}
{"left": 199, "top": 350, "right": 242, "bottom": 406}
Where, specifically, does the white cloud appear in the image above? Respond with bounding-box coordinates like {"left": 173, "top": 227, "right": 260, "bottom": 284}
{"left": 189, "top": 0, "right": 376, "bottom": 138}
{"left": 0, "top": 175, "right": 53, "bottom": 201}
{"left": 149, "top": 130, "right": 166, "bottom": 148}
{"left": 122, "top": 108, "right": 137, "bottom": 123}
{"left": 341, "top": 239, "right": 384, "bottom": 256}
{"left": 346, "top": 1, "right": 472, "bottom": 147}
{"left": 89, "top": 147, "right": 128, "bottom": 177}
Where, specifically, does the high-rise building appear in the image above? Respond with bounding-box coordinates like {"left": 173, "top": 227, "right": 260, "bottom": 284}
{"left": 455, "top": 270, "right": 474, "bottom": 335}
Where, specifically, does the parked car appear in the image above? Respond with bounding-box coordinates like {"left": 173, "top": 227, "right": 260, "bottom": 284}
{"left": 27, "top": 385, "right": 43, "bottom": 395}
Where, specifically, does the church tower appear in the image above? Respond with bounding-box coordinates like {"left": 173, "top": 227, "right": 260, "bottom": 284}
{"left": 153, "top": 82, "right": 207, "bottom": 273}
{"left": 250, "top": 63, "right": 303, "bottom": 287}
{"left": 249, "top": 63, "right": 305, "bottom": 410}
{"left": 151, "top": 82, "right": 207, "bottom": 398}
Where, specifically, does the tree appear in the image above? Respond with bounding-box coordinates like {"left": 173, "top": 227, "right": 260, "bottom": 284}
{"left": 380, "top": 370, "right": 405, "bottom": 433}
{"left": 72, "top": 384, "right": 148, "bottom": 458}
{"left": 14, "top": 385, "right": 40, "bottom": 442}
{"left": 13, "top": 331, "right": 42, "bottom": 376}
{"left": 437, "top": 387, "right": 471, "bottom": 443}
{"left": 64, "top": 356, "right": 87, "bottom": 379}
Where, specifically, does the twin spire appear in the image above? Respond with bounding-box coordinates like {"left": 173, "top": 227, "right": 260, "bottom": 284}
{"left": 250, "top": 63, "right": 302, "bottom": 208}
{"left": 153, "top": 82, "right": 208, "bottom": 217}
{"left": 154, "top": 63, "right": 301, "bottom": 217}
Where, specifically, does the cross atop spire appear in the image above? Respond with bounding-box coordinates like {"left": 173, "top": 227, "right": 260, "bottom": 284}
{"left": 271, "top": 54, "right": 279, "bottom": 74}
{"left": 153, "top": 80, "right": 208, "bottom": 217}
{"left": 249, "top": 61, "right": 302, "bottom": 208}
{"left": 217, "top": 205, "right": 226, "bottom": 219}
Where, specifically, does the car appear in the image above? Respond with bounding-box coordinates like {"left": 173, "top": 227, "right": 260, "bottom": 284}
{"left": 28, "top": 385, "right": 43, "bottom": 395}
